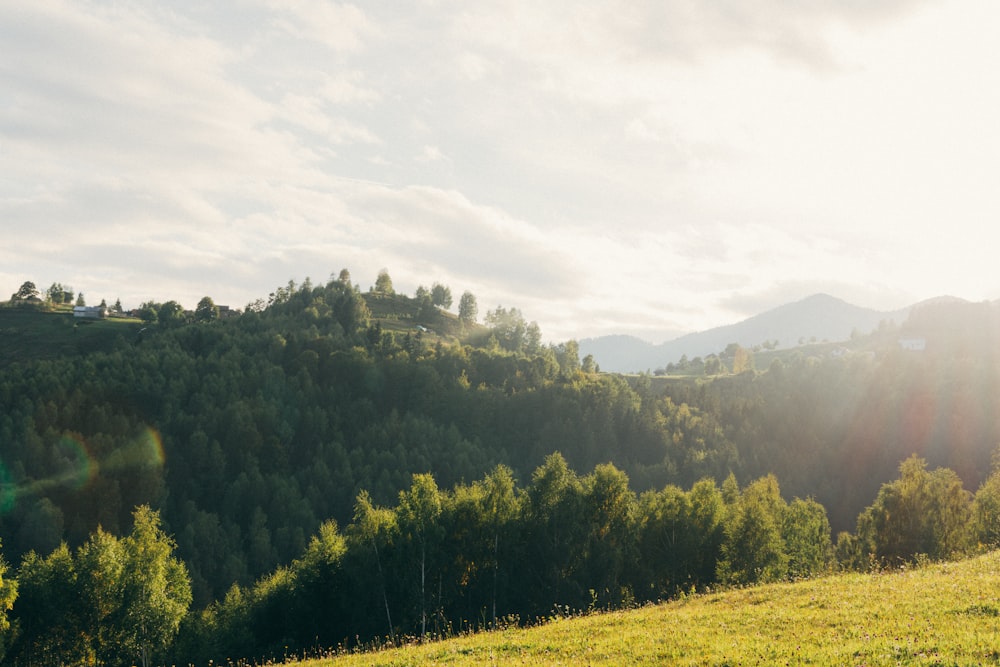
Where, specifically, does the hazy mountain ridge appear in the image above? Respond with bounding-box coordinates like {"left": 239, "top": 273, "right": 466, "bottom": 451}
{"left": 581, "top": 293, "right": 912, "bottom": 373}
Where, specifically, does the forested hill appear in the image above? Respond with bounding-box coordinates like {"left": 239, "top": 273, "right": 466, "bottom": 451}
{"left": 1, "top": 277, "right": 715, "bottom": 607}
{"left": 0, "top": 278, "right": 998, "bottom": 664}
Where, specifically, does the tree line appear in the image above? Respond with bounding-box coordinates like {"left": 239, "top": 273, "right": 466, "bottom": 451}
{"left": 3, "top": 450, "right": 1000, "bottom": 665}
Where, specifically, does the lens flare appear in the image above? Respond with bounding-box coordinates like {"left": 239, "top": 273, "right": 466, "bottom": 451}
{"left": 103, "top": 427, "right": 166, "bottom": 472}
{"left": 55, "top": 434, "right": 99, "bottom": 491}
{"left": 0, "top": 426, "right": 166, "bottom": 514}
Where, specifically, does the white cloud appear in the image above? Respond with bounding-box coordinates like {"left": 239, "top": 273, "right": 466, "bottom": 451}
{"left": 262, "top": 0, "right": 373, "bottom": 52}
{"left": 2, "top": 0, "right": 999, "bottom": 339}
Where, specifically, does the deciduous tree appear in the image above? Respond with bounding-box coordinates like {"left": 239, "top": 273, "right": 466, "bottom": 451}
{"left": 374, "top": 269, "right": 394, "bottom": 296}
{"left": 458, "top": 291, "right": 478, "bottom": 325}
{"left": 11, "top": 281, "right": 38, "bottom": 301}
{"left": 195, "top": 296, "right": 219, "bottom": 322}
{"left": 431, "top": 283, "right": 452, "bottom": 309}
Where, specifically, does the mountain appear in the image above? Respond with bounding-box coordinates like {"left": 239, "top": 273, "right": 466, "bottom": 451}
{"left": 581, "top": 293, "right": 910, "bottom": 373}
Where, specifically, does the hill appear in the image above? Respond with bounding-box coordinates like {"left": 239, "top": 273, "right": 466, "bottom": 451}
{"left": 304, "top": 551, "right": 1000, "bottom": 666}
{"left": 0, "top": 306, "right": 141, "bottom": 365}
{"left": 580, "top": 293, "right": 909, "bottom": 373}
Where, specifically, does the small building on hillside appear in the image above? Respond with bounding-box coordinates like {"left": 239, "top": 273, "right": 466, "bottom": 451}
{"left": 74, "top": 305, "right": 108, "bottom": 320}
{"left": 898, "top": 337, "right": 926, "bottom": 351}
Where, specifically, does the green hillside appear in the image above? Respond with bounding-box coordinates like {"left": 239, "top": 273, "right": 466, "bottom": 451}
{"left": 0, "top": 279, "right": 997, "bottom": 665}
{"left": 307, "top": 551, "right": 1000, "bottom": 666}
{"left": 0, "top": 307, "right": 141, "bottom": 365}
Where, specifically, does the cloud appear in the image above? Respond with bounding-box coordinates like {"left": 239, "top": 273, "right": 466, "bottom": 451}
{"left": 262, "top": 0, "right": 374, "bottom": 52}
{"left": 2, "top": 0, "right": 998, "bottom": 342}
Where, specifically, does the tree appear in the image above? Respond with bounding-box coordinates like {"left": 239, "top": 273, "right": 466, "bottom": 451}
{"left": 13, "top": 544, "right": 79, "bottom": 664}
{"left": 0, "top": 543, "right": 16, "bottom": 661}
{"left": 485, "top": 306, "right": 527, "bottom": 352}
{"left": 76, "top": 527, "right": 126, "bottom": 664}
{"left": 396, "top": 474, "right": 443, "bottom": 637}
{"left": 76, "top": 292, "right": 86, "bottom": 307}
{"left": 580, "top": 464, "right": 635, "bottom": 606}
{"left": 431, "top": 283, "right": 452, "bottom": 310}
{"left": 374, "top": 269, "right": 394, "bottom": 296}
{"left": 336, "top": 268, "right": 352, "bottom": 286}
{"left": 479, "top": 465, "right": 519, "bottom": 626}
{"left": 521, "top": 453, "right": 586, "bottom": 611}
{"left": 732, "top": 345, "right": 754, "bottom": 374}
{"left": 195, "top": 296, "right": 220, "bottom": 322}
{"left": 718, "top": 475, "right": 788, "bottom": 585}
{"left": 856, "top": 455, "right": 973, "bottom": 564}
{"left": 458, "top": 291, "right": 478, "bottom": 325}
{"left": 46, "top": 282, "right": 65, "bottom": 304}
{"left": 704, "top": 355, "right": 723, "bottom": 375}
{"left": 782, "top": 497, "right": 831, "bottom": 579}
{"left": 119, "top": 506, "right": 192, "bottom": 667}
{"left": 555, "top": 340, "right": 581, "bottom": 377}
{"left": 158, "top": 301, "right": 185, "bottom": 328}
{"left": 11, "top": 281, "right": 38, "bottom": 301}
{"left": 351, "top": 491, "right": 397, "bottom": 640}
{"left": 525, "top": 322, "right": 542, "bottom": 355}
{"left": 138, "top": 301, "right": 159, "bottom": 324}
{"left": 973, "top": 468, "right": 1000, "bottom": 547}
{"left": 113, "top": 298, "right": 123, "bottom": 315}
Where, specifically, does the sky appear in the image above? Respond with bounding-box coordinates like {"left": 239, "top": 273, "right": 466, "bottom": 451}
{"left": 2, "top": 0, "right": 999, "bottom": 343}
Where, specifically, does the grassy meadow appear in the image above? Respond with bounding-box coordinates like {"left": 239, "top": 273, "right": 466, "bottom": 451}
{"left": 302, "top": 552, "right": 1000, "bottom": 666}
{"left": 0, "top": 307, "right": 140, "bottom": 365}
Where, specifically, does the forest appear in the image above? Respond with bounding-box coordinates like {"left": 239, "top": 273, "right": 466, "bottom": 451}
{"left": 0, "top": 273, "right": 998, "bottom": 665}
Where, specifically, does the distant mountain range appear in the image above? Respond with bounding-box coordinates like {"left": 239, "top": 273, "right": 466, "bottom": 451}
{"left": 580, "top": 293, "right": 912, "bottom": 373}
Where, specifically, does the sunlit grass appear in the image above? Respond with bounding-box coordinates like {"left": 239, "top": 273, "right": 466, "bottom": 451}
{"left": 299, "top": 551, "right": 1000, "bottom": 666}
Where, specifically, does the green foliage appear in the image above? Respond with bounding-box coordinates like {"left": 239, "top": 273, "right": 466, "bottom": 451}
{"left": 718, "top": 475, "right": 788, "bottom": 585}
{"left": 195, "top": 296, "right": 219, "bottom": 322}
{"left": 0, "top": 545, "right": 15, "bottom": 660}
{"left": 120, "top": 506, "right": 193, "bottom": 666}
{"left": 157, "top": 300, "right": 185, "bottom": 327}
{"left": 857, "top": 455, "right": 973, "bottom": 564}
{"left": 431, "top": 283, "right": 452, "bottom": 309}
{"left": 973, "top": 468, "right": 1000, "bottom": 547}
{"left": 0, "top": 274, "right": 996, "bottom": 664}
{"left": 12, "top": 281, "right": 39, "bottom": 301}
{"left": 15, "top": 544, "right": 79, "bottom": 663}
{"left": 373, "top": 269, "right": 394, "bottom": 295}
{"left": 458, "top": 291, "right": 477, "bottom": 325}
{"left": 782, "top": 497, "right": 832, "bottom": 578}
{"left": 10, "top": 506, "right": 190, "bottom": 667}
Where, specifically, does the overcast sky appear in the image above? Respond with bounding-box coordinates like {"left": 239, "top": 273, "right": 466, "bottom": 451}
{"left": 2, "top": 1, "right": 998, "bottom": 342}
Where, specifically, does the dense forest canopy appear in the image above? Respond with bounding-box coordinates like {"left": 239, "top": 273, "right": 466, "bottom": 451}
{"left": 0, "top": 274, "right": 998, "bottom": 664}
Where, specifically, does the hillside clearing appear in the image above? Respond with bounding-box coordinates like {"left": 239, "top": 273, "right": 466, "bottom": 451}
{"left": 305, "top": 552, "right": 1000, "bottom": 666}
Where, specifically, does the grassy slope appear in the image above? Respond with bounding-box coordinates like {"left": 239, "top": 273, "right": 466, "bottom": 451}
{"left": 0, "top": 306, "right": 141, "bottom": 367}
{"left": 305, "top": 552, "right": 1000, "bottom": 666}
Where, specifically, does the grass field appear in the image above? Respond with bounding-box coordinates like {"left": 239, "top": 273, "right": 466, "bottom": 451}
{"left": 0, "top": 307, "right": 141, "bottom": 366}
{"left": 302, "top": 552, "right": 1000, "bottom": 666}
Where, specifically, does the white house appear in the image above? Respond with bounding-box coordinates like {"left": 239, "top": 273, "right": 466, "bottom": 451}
{"left": 898, "top": 338, "right": 926, "bottom": 351}
{"left": 73, "top": 305, "right": 108, "bottom": 320}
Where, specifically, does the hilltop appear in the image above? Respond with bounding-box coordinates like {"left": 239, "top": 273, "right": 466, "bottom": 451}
{"left": 581, "top": 293, "right": 910, "bottom": 373}
{"left": 306, "top": 551, "right": 1000, "bottom": 666}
